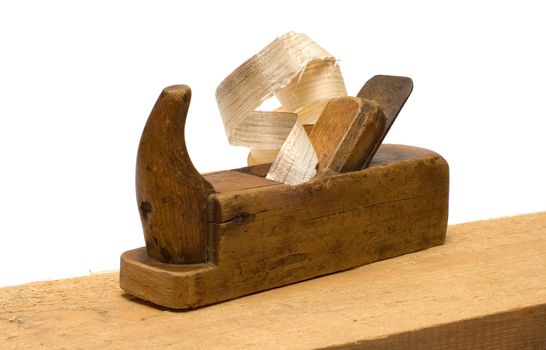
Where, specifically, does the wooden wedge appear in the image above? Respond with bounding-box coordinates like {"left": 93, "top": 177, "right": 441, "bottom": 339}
{"left": 309, "top": 96, "right": 386, "bottom": 173}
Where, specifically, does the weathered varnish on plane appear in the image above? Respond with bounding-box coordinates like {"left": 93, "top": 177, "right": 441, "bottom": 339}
{"left": 120, "top": 83, "right": 449, "bottom": 309}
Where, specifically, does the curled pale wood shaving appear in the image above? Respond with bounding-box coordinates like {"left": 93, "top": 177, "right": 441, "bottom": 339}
{"left": 277, "top": 60, "right": 346, "bottom": 124}
{"left": 216, "top": 32, "right": 347, "bottom": 184}
{"left": 266, "top": 120, "right": 318, "bottom": 185}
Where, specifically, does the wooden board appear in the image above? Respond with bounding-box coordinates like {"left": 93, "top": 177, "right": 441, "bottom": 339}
{"left": 2, "top": 212, "right": 546, "bottom": 349}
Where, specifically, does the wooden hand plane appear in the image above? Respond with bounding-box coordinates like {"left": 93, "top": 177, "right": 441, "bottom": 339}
{"left": 120, "top": 78, "right": 449, "bottom": 309}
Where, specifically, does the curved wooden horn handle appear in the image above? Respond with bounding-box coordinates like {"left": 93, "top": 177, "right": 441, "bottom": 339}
{"left": 136, "top": 85, "right": 211, "bottom": 264}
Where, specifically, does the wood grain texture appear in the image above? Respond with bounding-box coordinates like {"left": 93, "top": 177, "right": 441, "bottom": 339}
{"left": 135, "top": 85, "right": 211, "bottom": 264}
{"left": 120, "top": 145, "right": 449, "bottom": 309}
{"left": 266, "top": 119, "right": 318, "bottom": 185}
{"left": 216, "top": 32, "right": 347, "bottom": 177}
{"left": 357, "top": 75, "right": 413, "bottom": 168}
{"left": 357, "top": 75, "right": 413, "bottom": 123}
{"left": 2, "top": 213, "right": 546, "bottom": 349}
{"left": 309, "top": 97, "right": 386, "bottom": 172}
{"left": 203, "top": 170, "right": 277, "bottom": 193}
{"left": 231, "top": 162, "right": 272, "bottom": 178}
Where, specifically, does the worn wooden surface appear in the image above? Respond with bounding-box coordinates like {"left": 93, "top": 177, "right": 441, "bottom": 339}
{"left": 2, "top": 213, "right": 546, "bottom": 349}
{"left": 356, "top": 75, "right": 413, "bottom": 168}
{"left": 309, "top": 97, "right": 385, "bottom": 172}
{"left": 203, "top": 169, "right": 277, "bottom": 193}
{"left": 120, "top": 144, "right": 448, "bottom": 309}
{"left": 135, "top": 85, "right": 211, "bottom": 264}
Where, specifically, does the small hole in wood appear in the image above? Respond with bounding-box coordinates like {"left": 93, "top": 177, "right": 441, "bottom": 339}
{"left": 139, "top": 201, "right": 153, "bottom": 220}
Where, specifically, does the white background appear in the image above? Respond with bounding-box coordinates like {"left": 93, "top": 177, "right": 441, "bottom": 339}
{"left": 1, "top": 1, "right": 545, "bottom": 287}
